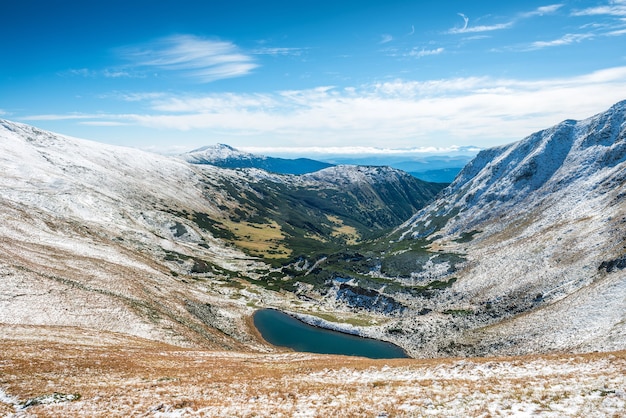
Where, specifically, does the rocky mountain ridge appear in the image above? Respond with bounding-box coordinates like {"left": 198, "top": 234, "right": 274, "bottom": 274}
{"left": 389, "top": 100, "right": 626, "bottom": 355}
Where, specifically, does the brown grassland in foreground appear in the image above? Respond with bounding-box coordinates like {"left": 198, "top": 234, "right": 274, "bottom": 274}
{"left": 0, "top": 324, "right": 624, "bottom": 417}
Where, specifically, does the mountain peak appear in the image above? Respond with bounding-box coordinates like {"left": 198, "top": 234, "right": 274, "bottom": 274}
{"left": 181, "top": 144, "right": 334, "bottom": 175}
{"left": 185, "top": 143, "right": 258, "bottom": 163}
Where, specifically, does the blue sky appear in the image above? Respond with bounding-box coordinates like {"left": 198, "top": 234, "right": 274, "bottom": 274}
{"left": 1, "top": 0, "right": 626, "bottom": 156}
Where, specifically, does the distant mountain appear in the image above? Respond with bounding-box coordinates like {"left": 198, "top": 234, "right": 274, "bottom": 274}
{"left": 181, "top": 144, "right": 334, "bottom": 175}
{"left": 319, "top": 154, "right": 476, "bottom": 183}
{"left": 407, "top": 168, "right": 461, "bottom": 183}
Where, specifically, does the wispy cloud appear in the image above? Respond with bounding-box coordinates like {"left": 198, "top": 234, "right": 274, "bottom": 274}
{"left": 383, "top": 45, "right": 444, "bottom": 59}
{"left": 528, "top": 33, "right": 595, "bottom": 49}
{"left": 79, "top": 121, "right": 129, "bottom": 127}
{"left": 407, "top": 47, "right": 444, "bottom": 58}
{"left": 448, "top": 13, "right": 514, "bottom": 34}
{"left": 252, "top": 47, "right": 305, "bottom": 56}
{"left": 608, "top": 26, "right": 626, "bottom": 35}
{"left": 379, "top": 34, "right": 394, "bottom": 44}
{"left": 22, "top": 113, "right": 103, "bottom": 121}
{"left": 521, "top": 4, "right": 564, "bottom": 18}
{"left": 62, "top": 68, "right": 136, "bottom": 78}
{"left": 519, "top": 1, "right": 626, "bottom": 49}
{"left": 115, "top": 92, "right": 168, "bottom": 102}
{"left": 118, "top": 34, "right": 258, "bottom": 83}
{"left": 572, "top": 0, "right": 626, "bottom": 17}
{"left": 449, "top": 4, "right": 562, "bottom": 35}
{"left": 570, "top": 1, "right": 626, "bottom": 38}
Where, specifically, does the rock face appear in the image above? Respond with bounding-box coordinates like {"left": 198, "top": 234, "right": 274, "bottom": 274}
{"left": 393, "top": 100, "right": 626, "bottom": 356}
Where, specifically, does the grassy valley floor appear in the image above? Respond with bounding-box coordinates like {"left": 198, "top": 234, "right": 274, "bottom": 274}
{"left": 0, "top": 324, "right": 624, "bottom": 417}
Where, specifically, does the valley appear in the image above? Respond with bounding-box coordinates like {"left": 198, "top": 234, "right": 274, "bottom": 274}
{"left": 0, "top": 102, "right": 625, "bottom": 416}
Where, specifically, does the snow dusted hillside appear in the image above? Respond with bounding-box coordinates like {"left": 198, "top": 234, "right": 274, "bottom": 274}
{"left": 182, "top": 143, "right": 333, "bottom": 174}
{"left": 406, "top": 100, "right": 625, "bottom": 235}
{"left": 183, "top": 143, "right": 260, "bottom": 163}
{"left": 0, "top": 119, "right": 443, "bottom": 353}
{"left": 0, "top": 120, "right": 282, "bottom": 349}
{"left": 395, "top": 100, "right": 626, "bottom": 355}
{"left": 304, "top": 164, "right": 409, "bottom": 185}
{"left": 2, "top": 99, "right": 624, "bottom": 359}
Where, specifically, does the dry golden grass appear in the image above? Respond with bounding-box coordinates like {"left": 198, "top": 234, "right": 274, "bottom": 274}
{"left": 223, "top": 220, "right": 292, "bottom": 259}
{"left": 1, "top": 324, "right": 625, "bottom": 417}
{"left": 327, "top": 215, "right": 360, "bottom": 245}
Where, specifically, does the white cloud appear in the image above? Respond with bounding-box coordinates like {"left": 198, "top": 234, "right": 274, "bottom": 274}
{"left": 22, "top": 113, "right": 102, "bottom": 121}
{"left": 239, "top": 145, "right": 480, "bottom": 156}
{"left": 118, "top": 34, "right": 258, "bottom": 83}
{"left": 457, "top": 13, "right": 469, "bottom": 31}
{"left": 572, "top": 0, "right": 626, "bottom": 17}
{"left": 454, "top": 21, "right": 514, "bottom": 34}
{"left": 408, "top": 47, "right": 444, "bottom": 58}
{"left": 448, "top": 13, "right": 514, "bottom": 34}
{"left": 521, "top": 4, "right": 564, "bottom": 18}
{"left": 149, "top": 93, "right": 276, "bottom": 113}
{"left": 103, "top": 69, "right": 132, "bottom": 78}
{"left": 66, "top": 68, "right": 95, "bottom": 77}
{"left": 449, "top": 5, "right": 562, "bottom": 36}
{"left": 608, "top": 27, "right": 626, "bottom": 35}
{"left": 63, "top": 68, "right": 136, "bottom": 79}
{"left": 21, "top": 67, "right": 626, "bottom": 150}
{"left": 79, "top": 121, "right": 129, "bottom": 127}
{"left": 117, "top": 92, "right": 168, "bottom": 102}
{"left": 528, "top": 33, "right": 594, "bottom": 49}
{"left": 569, "top": 1, "right": 626, "bottom": 38}
{"left": 252, "top": 47, "right": 305, "bottom": 56}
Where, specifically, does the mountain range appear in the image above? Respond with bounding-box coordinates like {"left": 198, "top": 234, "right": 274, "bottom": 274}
{"left": 181, "top": 143, "right": 472, "bottom": 182}
{"left": 322, "top": 154, "right": 476, "bottom": 183}
{"left": 0, "top": 101, "right": 624, "bottom": 359}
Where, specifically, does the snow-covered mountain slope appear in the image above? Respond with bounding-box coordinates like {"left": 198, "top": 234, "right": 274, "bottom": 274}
{"left": 184, "top": 143, "right": 257, "bottom": 163}
{"left": 181, "top": 143, "right": 333, "bottom": 175}
{"left": 393, "top": 100, "right": 626, "bottom": 355}
{"left": 0, "top": 119, "right": 444, "bottom": 352}
{"left": 304, "top": 164, "right": 412, "bottom": 185}
{"left": 0, "top": 119, "right": 269, "bottom": 349}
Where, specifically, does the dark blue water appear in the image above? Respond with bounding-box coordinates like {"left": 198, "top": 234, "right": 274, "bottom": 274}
{"left": 253, "top": 309, "right": 408, "bottom": 359}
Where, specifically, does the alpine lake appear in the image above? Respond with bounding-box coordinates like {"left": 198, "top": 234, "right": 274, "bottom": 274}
{"left": 253, "top": 309, "right": 408, "bottom": 359}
